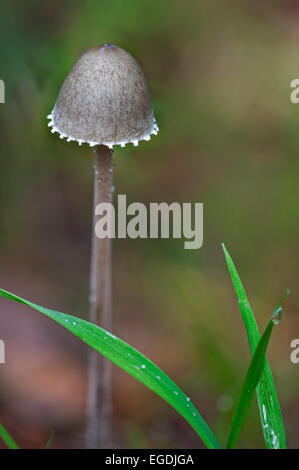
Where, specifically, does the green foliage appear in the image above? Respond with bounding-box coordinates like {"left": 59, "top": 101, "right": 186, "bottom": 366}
{"left": 0, "top": 246, "right": 287, "bottom": 449}
{"left": 0, "top": 288, "right": 220, "bottom": 449}
{"left": 226, "top": 293, "right": 287, "bottom": 449}
{"left": 0, "top": 422, "right": 19, "bottom": 449}
{"left": 45, "top": 430, "right": 55, "bottom": 449}
{"left": 223, "top": 244, "right": 287, "bottom": 449}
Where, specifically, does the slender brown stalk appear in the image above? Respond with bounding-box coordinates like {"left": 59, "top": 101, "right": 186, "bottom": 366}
{"left": 86, "top": 145, "right": 113, "bottom": 449}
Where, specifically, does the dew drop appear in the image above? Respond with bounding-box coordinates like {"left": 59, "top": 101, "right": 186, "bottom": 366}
{"left": 272, "top": 307, "right": 283, "bottom": 325}
{"left": 141, "top": 364, "right": 146, "bottom": 369}
{"left": 272, "top": 434, "right": 279, "bottom": 448}
{"left": 262, "top": 404, "right": 267, "bottom": 422}
{"left": 106, "top": 332, "right": 116, "bottom": 340}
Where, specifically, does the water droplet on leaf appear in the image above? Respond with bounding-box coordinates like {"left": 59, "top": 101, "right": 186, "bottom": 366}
{"left": 272, "top": 307, "right": 283, "bottom": 325}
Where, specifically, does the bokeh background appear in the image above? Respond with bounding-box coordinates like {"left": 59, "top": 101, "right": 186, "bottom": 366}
{"left": 0, "top": 0, "right": 298, "bottom": 449}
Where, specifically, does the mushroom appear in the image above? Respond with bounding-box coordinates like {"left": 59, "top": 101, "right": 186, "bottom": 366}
{"left": 47, "top": 43, "right": 158, "bottom": 448}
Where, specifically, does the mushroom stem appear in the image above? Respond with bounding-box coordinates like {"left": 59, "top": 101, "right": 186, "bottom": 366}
{"left": 86, "top": 145, "right": 113, "bottom": 449}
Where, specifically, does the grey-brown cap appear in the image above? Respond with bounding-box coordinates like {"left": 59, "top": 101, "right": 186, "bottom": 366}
{"left": 47, "top": 44, "right": 158, "bottom": 148}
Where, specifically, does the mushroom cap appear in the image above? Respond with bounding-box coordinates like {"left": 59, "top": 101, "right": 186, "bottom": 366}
{"left": 48, "top": 44, "right": 158, "bottom": 148}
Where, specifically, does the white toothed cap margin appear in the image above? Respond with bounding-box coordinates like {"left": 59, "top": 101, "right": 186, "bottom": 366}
{"left": 47, "top": 111, "right": 158, "bottom": 148}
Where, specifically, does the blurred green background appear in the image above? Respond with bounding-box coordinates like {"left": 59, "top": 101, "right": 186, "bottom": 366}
{"left": 0, "top": 0, "right": 298, "bottom": 449}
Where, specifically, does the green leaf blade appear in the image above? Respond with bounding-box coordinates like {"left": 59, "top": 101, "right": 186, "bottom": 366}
{"left": 226, "top": 308, "right": 282, "bottom": 448}
{"left": 45, "top": 430, "right": 55, "bottom": 449}
{"left": 0, "top": 288, "right": 220, "bottom": 449}
{"left": 222, "top": 244, "right": 287, "bottom": 449}
{"left": 0, "top": 422, "right": 19, "bottom": 449}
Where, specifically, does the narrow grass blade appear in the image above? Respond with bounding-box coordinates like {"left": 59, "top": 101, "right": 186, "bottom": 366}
{"left": 0, "top": 288, "right": 220, "bottom": 449}
{"left": 222, "top": 243, "right": 287, "bottom": 449}
{"left": 226, "top": 304, "right": 283, "bottom": 448}
{"left": 0, "top": 422, "right": 19, "bottom": 449}
{"left": 45, "top": 430, "right": 55, "bottom": 449}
